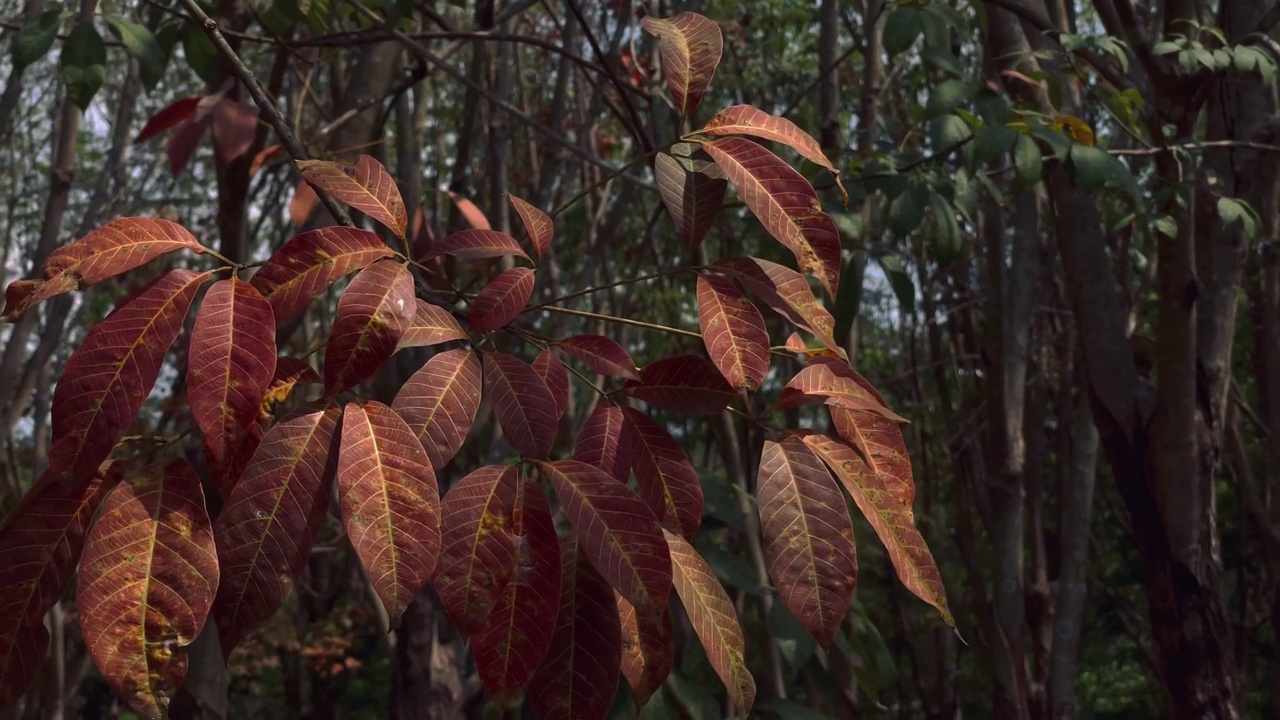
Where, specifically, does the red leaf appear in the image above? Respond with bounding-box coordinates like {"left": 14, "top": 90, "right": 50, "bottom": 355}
{"left": 664, "top": 529, "right": 756, "bottom": 712}
{"left": 324, "top": 260, "right": 415, "bottom": 394}
{"left": 818, "top": 360, "right": 915, "bottom": 506}
{"left": 712, "top": 256, "right": 843, "bottom": 357}
{"left": 213, "top": 407, "right": 341, "bottom": 658}
{"left": 420, "top": 229, "right": 531, "bottom": 263}
{"left": 391, "top": 349, "right": 481, "bottom": 471}
{"left": 617, "top": 595, "right": 674, "bottom": 707}
{"left": 484, "top": 352, "right": 558, "bottom": 459}
{"left": 188, "top": 278, "right": 276, "bottom": 491}
{"left": 399, "top": 299, "right": 466, "bottom": 349}
{"left": 249, "top": 144, "right": 284, "bottom": 175}
{"left": 469, "top": 266, "right": 534, "bottom": 332}
{"left": 533, "top": 348, "right": 570, "bottom": 421}
{"left": 700, "top": 104, "right": 846, "bottom": 202}
{"left": 624, "top": 355, "right": 735, "bottom": 416}
{"left": 134, "top": 96, "right": 201, "bottom": 143}
{"left": 803, "top": 433, "right": 953, "bottom": 626}
{"left": 528, "top": 536, "right": 622, "bottom": 720}
{"left": 654, "top": 142, "right": 727, "bottom": 248}
{"left": 704, "top": 137, "right": 842, "bottom": 297}
{"left": 641, "top": 12, "right": 723, "bottom": 117}
{"left": 471, "top": 473, "right": 561, "bottom": 700}
{"left": 3, "top": 217, "right": 206, "bottom": 321}
{"left": 211, "top": 98, "right": 258, "bottom": 166}
{"left": 298, "top": 156, "right": 409, "bottom": 239}
{"left": 445, "top": 190, "right": 492, "bottom": 230}
{"left": 78, "top": 460, "right": 218, "bottom": 719}
{"left": 509, "top": 193, "right": 553, "bottom": 259}
{"left": 49, "top": 269, "right": 208, "bottom": 485}
{"left": 573, "top": 404, "right": 631, "bottom": 483}
{"left": 0, "top": 462, "right": 121, "bottom": 705}
{"left": 757, "top": 437, "right": 857, "bottom": 646}
{"left": 621, "top": 407, "right": 703, "bottom": 539}
{"left": 167, "top": 115, "right": 210, "bottom": 177}
{"left": 250, "top": 227, "right": 396, "bottom": 322}
{"left": 539, "top": 460, "right": 672, "bottom": 618}
{"left": 288, "top": 181, "right": 319, "bottom": 226}
{"left": 338, "top": 402, "right": 441, "bottom": 628}
{"left": 696, "top": 274, "right": 770, "bottom": 390}
{"left": 558, "top": 334, "right": 640, "bottom": 381}
{"left": 434, "top": 465, "right": 518, "bottom": 632}
{"left": 780, "top": 362, "right": 907, "bottom": 423}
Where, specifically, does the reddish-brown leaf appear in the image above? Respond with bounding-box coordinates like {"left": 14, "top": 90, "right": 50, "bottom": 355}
{"left": 757, "top": 437, "right": 857, "bottom": 646}
{"left": 434, "top": 465, "right": 518, "bottom": 632}
{"left": 338, "top": 402, "right": 441, "bottom": 628}
{"left": 3, "top": 217, "right": 206, "bottom": 321}
{"left": 213, "top": 407, "right": 341, "bottom": 658}
{"left": 664, "top": 529, "right": 756, "bottom": 713}
{"left": 704, "top": 138, "right": 842, "bottom": 297}
{"left": 573, "top": 404, "right": 631, "bottom": 483}
{"left": 821, "top": 362, "right": 916, "bottom": 506}
{"left": 621, "top": 408, "right": 703, "bottom": 539}
{"left": 616, "top": 594, "right": 674, "bottom": 707}
{"left": 470, "top": 266, "right": 534, "bottom": 332}
{"left": 189, "top": 278, "right": 277, "bottom": 482}
{"left": 528, "top": 536, "right": 622, "bottom": 720}
{"left": 539, "top": 460, "right": 672, "bottom": 618}
{"left": 654, "top": 142, "right": 727, "bottom": 248}
{"left": 288, "top": 181, "right": 319, "bottom": 226}
{"left": 133, "top": 96, "right": 201, "bottom": 143}
{"left": 78, "top": 460, "right": 218, "bottom": 719}
{"left": 700, "top": 105, "right": 846, "bottom": 202}
{"left": 399, "top": 299, "right": 466, "bottom": 349}
{"left": 471, "top": 473, "right": 561, "bottom": 701}
{"left": 641, "top": 12, "right": 723, "bottom": 117}
{"left": 420, "top": 229, "right": 530, "bottom": 263}
{"left": 49, "top": 269, "right": 208, "bottom": 485}
{"left": 533, "top": 348, "right": 570, "bottom": 421}
{"left": 509, "top": 193, "right": 553, "bottom": 259}
{"left": 712, "top": 256, "right": 843, "bottom": 357}
{"left": 210, "top": 98, "right": 258, "bottom": 166}
{"left": 0, "top": 462, "right": 121, "bottom": 705}
{"left": 803, "top": 433, "right": 952, "bottom": 626}
{"left": 324, "top": 260, "right": 415, "bottom": 394}
{"left": 249, "top": 144, "right": 284, "bottom": 176}
{"left": 444, "top": 190, "right": 492, "bottom": 230}
{"left": 484, "top": 352, "right": 558, "bottom": 459}
{"left": 251, "top": 227, "right": 396, "bottom": 322}
{"left": 262, "top": 357, "right": 321, "bottom": 413}
{"left": 167, "top": 116, "right": 209, "bottom": 177}
{"left": 391, "top": 349, "right": 481, "bottom": 471}
{"left": 624, "top": 355, "right": 736, "bottom": 416}
{"left": 696, "top": 274, "right": 770, "bottom": 390}
{"left": 780, "top": 362, "right": 907, "bottom": 424}
{"left": 297, "top": 156, "right": 408, "bottom": 239}
{"left": 558, "top": 334, "right": 640, "bottom": 381}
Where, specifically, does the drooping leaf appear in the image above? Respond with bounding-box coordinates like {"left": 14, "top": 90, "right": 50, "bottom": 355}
{"left": 12, "top": 9, "right": 64, "bottom": 72}
{"left": 533, "top": 348, "right": 570, "bottom": 421}
{"left": 624, "top": 355, "right": 735, "bottom": 416}
{"left": 420, "top": 229, "right": 530, "bottom": 263}
{"left": 213, "top": 407, "right": 341, "bottom": 658}
{"left": 78, "top": 460, "right": 218, "bottom": 719}
{"left": 48, "top": 269, "right": 208, "bottom": 485}
{"left": 399, "top": 299, "right": 466, "bottom": 349}
{"left": 443, "top": 190, "right": 492, "bottom": 230}
{"left": 0, "top": 462, "right": 121, "bottom": 706}
{"left": 338, "top": 402, "right": 441, "bottom": 628}
{"left": 621, "top": 408, "right": 702, "bottom": 539}
{"left": 617, "top": 594, "right": 674, "bottom": 707}
{"left": 297, "top": 156, "right": 408, "bottom": 239}
{"left": 641, "top": 12, "right": 723, "bottom": 117}
{"left": 712, "top": 256, "right": 843, "bottom": 357}
{"left": 573, "top": 404, "right": 632, "bottom": 484}
{"left": 484, "top": 352, "right": 558, "bottom": 459}
{"left": 471, "top": 474, "right": 561, "bottom": 701}
{"left": 780, "top": 362, "right": 907, "bottom": 423}
{"left": 434, "top": 465, "right": 518, "bottom": 632}
{"left": 469, "top": 266, "right": 535, "bottom": 332}
{"left": 757, "top": 437, "right": 857, "bottom": 646}
{"left": 696, "top": 275, "right": 770, "bottom": 390}
{"left": 529, "top": 536, "right": 623, "bottom": 720}
{"left": 181, "top": 22, "right": 216, "bottom": 84}
{"left": 250, "top": 227, "right": 396, "bottom": 323}
{"left": 134, "top": 97, "right": 201, "bottom": 144}
{"left": 654, "top": 142, "right": 728, "bottom": 248}
{"left": 392, "top": 349, "right": 481, "bottom": 471}
{"left": 803, "top": 433, "right": 952, "bottom": 626}
{"left": 509, "top": 193, "right": 553, "bottom": 259}
{"left": 700, "top": 104, "right": 846, "bottom": 202}
{"left": 105, "top": 15, "right": 167, "bottom": 90}
{"left": 704, "top": 138, "right": 842, "bottom": 297}
{"left": 166, "top": 114, "right": 210, "bottom": 177}
{"left": 558, "top": 334, "right": 641, "bottom": 381}
{"left": 824, "top": 364, "right": 916, "bottom": 507}
{"left": 188, "top": 278, "right": 276, "bottom": 492}
{"left": 60, "top": 22, "right": 106, "bottom": 109}
{"left": 663, "top": 529, "right": 756, "bottom": 713}
{"left": 324, "top": 260, "right": 415, "bottom": 394}
{"left": 539, "top": 460, "right": 672, "bottom": 618}
{"left": 3, "top": 217, "right": 206, "bottom": 321}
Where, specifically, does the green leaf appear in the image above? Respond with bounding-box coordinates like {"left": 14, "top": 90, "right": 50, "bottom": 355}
{"left": 927, "top": 194, "right": 962, "bottom": 265}
{"left": 105, "top": 16, "right": 167, "bottom": 90}
{"left": 889, "top": 182, "right": 929, "bottom": 237}
{"left": 876, "top": 254, "right": 915, "bottom": 313}
{"left": 929, "top": 114, "right": 970, "bottom": 152}
{"left": 920, "top": 45, "right": 965, "bottom": 76}
{"left": 971, "top": 123, "right": 1017, "bottom": 168}
{"left": 923, "top": 79, "right": 971, "bottom": 120}
{"left": 1217, "top": 197, "right": 1259, "bottom": 238}
{"left": 767, "top": 601, "right": 815, "bottom": 673}
{"left": 60, "top": 22, "right": 107, "bottom": 110}
{"left": 1067, "top": 144, "right": 1138, "bottom": 200}
{"left": 882, "top": 8, "right": 921, "bottom": 56}
{"left": 12, "top": 9, "right": 65, "bottom": 71}
{"left": 1154, "top": 215, "right": 1178, "bottom": 238}
{"left": 1152, "top": 40, "right": 1182, "bottom": 56}
{"left": 181, "top": 22, "right": 217, "bottom": 84}
{"left": 1013, "top": 133, "right": 1043, "bottom": 184}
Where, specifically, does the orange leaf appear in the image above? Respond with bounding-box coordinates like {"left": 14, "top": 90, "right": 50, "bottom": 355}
{"left": 508, "top": 193, "right": 553, "bottom": 258}
{"left": 298, "top": 155, "right": 408, "bottom": 239}
{"left": 696, "top": 274, "right": 770, "bottom": 390}
{"left": 700, "top": 104, "right": 847, "bottom": 202}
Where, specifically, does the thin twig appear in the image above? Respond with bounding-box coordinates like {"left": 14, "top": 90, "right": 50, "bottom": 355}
{"left": 535, "top": 305, "right": 703, "bottom": 340}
